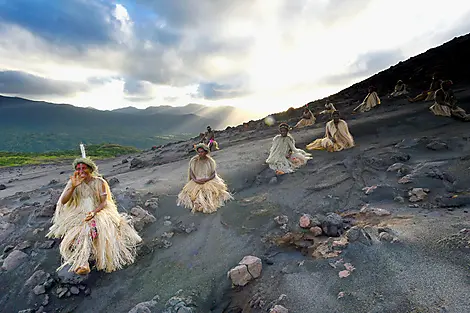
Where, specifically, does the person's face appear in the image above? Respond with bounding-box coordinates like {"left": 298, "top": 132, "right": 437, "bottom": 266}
{"left": 197, "top": 148, "right": 208, "bottom": 156}
{"left": 75, "top": 163, "right": 91, "bottom": 179}
{"left": 333, "top": 113, "right": 340, "bottom": 122}
{"left": 207, "top": 127, "right": 211, "bottom": 132}
{"left": 280, "top": 128, "right": 288, "bottom": 137}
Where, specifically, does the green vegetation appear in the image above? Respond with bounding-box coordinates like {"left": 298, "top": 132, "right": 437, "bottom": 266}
{"left": 0, "top": 144, "right": 140, "bottom": 167}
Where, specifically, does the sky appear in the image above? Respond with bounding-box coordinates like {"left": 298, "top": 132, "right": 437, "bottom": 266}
{"left": 0, "top": 0, "right": 469, "bottom": 117}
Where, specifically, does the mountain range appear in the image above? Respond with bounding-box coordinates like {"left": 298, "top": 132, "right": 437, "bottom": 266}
{"left": 0, "top": 98, "right": 258, "bottom": 153}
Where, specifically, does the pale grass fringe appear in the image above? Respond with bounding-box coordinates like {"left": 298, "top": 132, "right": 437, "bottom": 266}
{"left": 47, "top": 179, "right": 142, "bottom": 273}
{"left": 177, "top": 175, "right": 233, "bottom": 214}
{"left": 295, "top": 117, "right": 315, "bottom": 128}
{"left": 267, "top": 151, "right": 310, "bottom": 173}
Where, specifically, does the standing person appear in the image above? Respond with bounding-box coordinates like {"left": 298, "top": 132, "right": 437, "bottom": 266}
{"left": 306, "top": 111, "right": 354, "bottom": 152}
{"left": 266, "top": 123, "right": 312, "bottom": 175}
{"left": 47, "top": 154, "right": 141, "bottom": 275}
{"left": 177, "top": 143, "right": 233, "bottom": 213}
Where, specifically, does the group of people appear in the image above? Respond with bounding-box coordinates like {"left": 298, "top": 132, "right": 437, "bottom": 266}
{"left": 48, "top": 73, "right": 468, "bottom": 276}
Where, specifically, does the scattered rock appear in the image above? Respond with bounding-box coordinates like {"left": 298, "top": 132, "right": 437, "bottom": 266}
{"left": 33, "top": 228, "right": 44, "bottom": 235}
{"left": 309, "top": 226, "right": 323, "bottom": 237}
{"left": 338, "top": 270, "right": 350, "bottom": 278}
{"left": 48, "top": 179, "right": 59, "bottom": 186}
{"left": 359, "top": 205, "right": 391, "bottom": 216}
{"left": 174, "top": 222, "right": 197, "bottom": 234}
{"left": 57, "top": 265, "right": 89, "bottom": 284}
{"left": 270, "top": 305, "right": 288, "bottom": 313}
{"left": 84, "top": 288, "right": 91, "bottom": 296}
{"left": 346, "top": 226, "right": 372, "bottom": 246}
{"left": 160, "top": 240, "right": 172, "bottom": 249}
{"left": 35, "top": 240, "right": 55, "bottom": 249}
{"left": 163, "top": 221, "right": 172, "bottom": 227}
{"left": 130, "top": 158, "right": 146, "bottom": 169}
{"left": 321, "top": 213, "right": 344, "bottom": 237}
{"left": 362, "top": 185, "right": 377, "bottom": 195}
{"left": 274, "top": 215, "right": 288, "bottom": 225}
{"left": 108, "top": 177, "right": 120, "bottom": 187}
{"left": 24, "top": 270, "right": 48, "bottom": 288}
{"left": 122, "top": 158, "right": 129, "bottom": 164}
{"left": 70, "top": 286, "right": 80, "bottom": 295}
{"left": 0, "top": 184, "right": 6, "bottom": 190}
{"left": 426, "top": 141, "right": 448, "bottom": 151}
{"left": 387, "top": 163, "right": 412, "bottom": 175}
{"left": 33, "top": 285, "right": 46, "bottom": 295}
{"left": 130, "top": 206, "right": 157, "bottom": 231}
{"left": 379, "top": 232, "right": 394, "bottom": 242}
{"left": 1, "top": 249, "right": 28, "bottom": 271}
{"left": 128, "top": 295, "right": 160, "bottom": 313}
{"left": 408, "top": 188, "right": 428, "bottom": 202}
{"left": 299, "top": 214, "right": 313, "bottom": 228}
{"left": 398, "top": 175, "right": 413, "bottom": 184}
{"left": 228, "top": 255, "right": 262, "bottom": 286}
{"left": 161, "top": 232, "right": 174, "bottom": 239}
{"left": 3, "top": 245, "right": 14, "bottom": 254}
{"left": 18, "top": 309, "right": 34, "bottom": 313}
{"left": 20, "top": 195, "right": 31, "bottom": 201}
{"left": 56, "top": 287, "right": 68, "bottom": 298}
{"left": 144, "top": 197, "right": 159, "bottom": 210}
{"left": 394, "top": 196, "right": 405, "bottom": 203}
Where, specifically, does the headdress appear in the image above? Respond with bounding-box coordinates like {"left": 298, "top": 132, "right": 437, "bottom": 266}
{"left": 441, "top": 80, "right": 453, "bottom": 87}
{"left": 72, "top": 143, "right": 98, "bottom": 172}
{"left": 279, "top": 123, "right": 290, "bottom": 130}
{"left": 194, "top": 143, "right": 210, "bottom": 153}
{"left": 397, "top": 80, "right": 403, "bottom": 84}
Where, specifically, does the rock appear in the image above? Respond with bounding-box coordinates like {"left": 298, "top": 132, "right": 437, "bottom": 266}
{"left": 146, "top": 179, "right": 155, "bottom": 185}
{"left": 70, "top": 286, "right": 80, "bottom": 295}
{"left": 43, "top": 277, "right": 55, "bottom": 289}
{"left": 163, "top": 221, "right": 172, "bottom": 226}
{"left": 387, "top": 163, "right": 410, "bottom": 173}
{"left": 20, "top": 195, "right": 31, "bottom": 201}
{"left": 346, "top": 226, "right": 372, "bottom": 246}
{"left": 1, "top": 250, "right": 28, "bottom": 271}
{"left": 321, "top": 213, "right": 344, "bottom": 237}
{"left": 130, "top": 158, "right": 146, "bottom": 169}
{"left": 164, "top": 216, "right": 171, "bottom": 220}
{"left": 269, "top": 177, "right": 278, "bottom": 185}
{"left": 122, "top": 158, "right": 129, "bottom": 164}
{"left": 309, "top": 226, "right": 323, "bottom": 237}
{"left": 33, "top": 285, "right": 46, "bottom": 295}
{"left": 17, "top": 310, "right": 34, "bottom": 313}
{"left": 78, "top": 284, "right": 86, "bottom": 290}
{"left": 130, "top": 206, "right": 157, "bottom": 231}
{"left": 299, "top": 214, "right": 313, "bottom": 228}
{"left": 128, "top": 295, "right": 159, "bottom": 313}
{"left": 108, "top": 177, "right": 120, "bottom": 187}
{"left": 3, "top": 245, "right": 14, "bottom": 254}
{"left": 379, "top": 232, "right": 394, "bottom": 242}
{"left": 0, "top": 184, "right": 6, "bottom": 190}
{"left": 426, "top": 141, "right": 448, "bottom": 151}
{"left": 270, "top": 305, "right": 288, "bottom": 313}
{"left": 36, "top": 240, "right": 55, "bottom": 249}
{"left": 161, "top": 232, "right": 174, "bottom": 239}
{"left": 398, "top": 175, "right": 413, "bottom": 184}
{"left": 48, "top": 179, "right": 59, "bottom": 185}
{"left": 144, "top": 197, "right": 159, "bottom": 210}
{"left": 394, "top": 196, "right": 405, "bottom": 203}
{"left": 359, "top": 205, "right": 391, "bottom": 216}
{"left": 408, "top": 188, "right": 428, "bottom": 202}
{"left": 33, "top": 228, "right": 44, "bottom": 235}
{"left": 56, "top": 287, "right": 68, "bottom": 298}
{"left": 57, "top": 265, "right": 89, "bottom": 284}
{"left": 274, "top": 215, "right": 288, "bottom": 225}
{"left": 42, "top": 294, "right": 49, "bottom": 306}
{"left": 362, "top": 185, "right": 377, "bottom": 195}
{"left": 175, "top": 222, "right": 197, "bottom": 234}
{"left": 24, "top": 270, "right": 48, "bottom": 288}
{"left": 84, "top": 288, "right": 91, "bottom": 296}
{"left": 228, "top": 256, "right": 262, "bottom": 286}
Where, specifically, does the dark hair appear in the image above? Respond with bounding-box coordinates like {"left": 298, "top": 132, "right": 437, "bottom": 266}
{"left": 279, "top": 123, "right": 289, "bottom": 130}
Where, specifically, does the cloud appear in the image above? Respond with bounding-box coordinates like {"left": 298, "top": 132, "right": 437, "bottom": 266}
{"left": 123, "top": 79, "right": 156, "bottom": 102}
{"left": 322, "top": 49, "right": 404, "bottom": 85}
{"left": 195, "top": 82, "right": 250, "bottom": 100}
{"left": 0, "top": 70, "right": 89, "bottom": 96}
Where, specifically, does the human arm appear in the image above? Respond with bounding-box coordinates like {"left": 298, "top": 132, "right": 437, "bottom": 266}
{"left": 85, "top": 180, "right": 108, "bottom": 221}
{"left": 61, "top": 172, "right": 82, "bottom": 204}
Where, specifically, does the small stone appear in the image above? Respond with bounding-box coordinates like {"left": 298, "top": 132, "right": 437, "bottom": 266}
{"left": 33, "top": 285, "right": 46, "bottom": 295}
{"left": 56, "top": 287, "right": 68, "bottom": 298}
{"left": 3, "top": 245, "right": 14, "bottom": 254}
{"left": 321, "top": 213, "right": 344, "bottom": 237}
{"left": 398, "top": 175, "right": 413, "bottom": 184}
{"left": 426, "top": 141, "right": 448, "bottom": 151}
{"left": 161, "top": 240, "right": 172, "bottom": 249}
{"left": 163, "top": 221, "right": 172, "bottom": 226}
{"left": 1, "top": 250, "right": 28, "bottom": 271}
{"left": 0, "top": 184, "right": 6, "bottom": 190}
{"left": 270, "top": 305, "right": 288, "bottom": 313}
{"left": 227, "top": 264, "right": 252, "bottom": 286}
{"left": 299, "top": 214, "right": 313, "bottom": 228}
{"left": 122, "top": 158, "right": 129, "bottom": 164}
{"left": 70, "top": 286, "right": 80, "bottom": 295}
{"left": 57, "top": 265, "right": 89, "bottom": 284}
{"left": 274, "top": 215, "right": 288, "bottom": 225}
{"left": 33, "top": 228, "right": 44, "bottom": 235}
{"left": 48, "top": 179, "right": 59, "bottom": 185}
{"left": 20, "top": 195, "right": 31, "bottom": 201}
{"left": 84, "top": 288, "right": 91, "bottom": 296}
{"left": 36, "top": 306, "right": 45, "bottom": 313}
{"left": 36, "top": 240, "right": 55, "bottom": 249}
{"left": 269, "top": 177, "right": 278, "bottom": 185}
{"left": 66, "top": 291, "right": 71, "bottom": 297}
{"left": 280, "top": 224, "right": 289, "bottom": 231}
{"left": 14, "top": 241, "right": 31, "bottom": 250}
{"left": 394, "top": 196, "right": 405, "bottom": 203}
{"left": 338, "top": 270, "right": 350, "bottom": 278}
{"left": 161, "top": 232, "right": 174, "bottom": 239}
{"left": 164, "top": 216, "right": 171, "bottom": 220}
{"left": 309, "top": 226, "right": 322, "bottom": 237}
{"left": 108, "top": 177, "right": 120, "bottom": 187}
{"left": 239, "top": 255, "right": 262, "bottom": 278}
{"left": 408, "top": 188, "right": 428, "bottom": 202}
{"left": 145, "top": 197, "right": 159, "bottom": 210}
{"left": 42, "top": 294, "right": 50, "bottom": 306}
{"left": 359, "top": 205, "right": 391, "bottom": 216}
{"left": 43, "top": 278, "right": 55, "bottom": 289}
{"left": 24, "top": 270, "right": 48, "bottom": 288}
{"left": 379, "top": 232, "right": 394, "bottom": 242}
{"left": 78, "top": 284, "right": 86, "bottom": 290}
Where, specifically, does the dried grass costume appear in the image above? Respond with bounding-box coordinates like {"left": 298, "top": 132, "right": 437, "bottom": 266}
{"left": 306, "top": 117, "right": 355, "bottom": 152}
{"left": 177, "top": 144, "right": 232, "bottom": 213}
{"left": 47, "top": 158, "right": 141, "bottom": 273}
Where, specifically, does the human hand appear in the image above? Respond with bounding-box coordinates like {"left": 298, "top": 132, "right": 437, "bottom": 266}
{"left": 71, "top": 171, "right": 84, "bottom": 188}
{"left": 84, "top": 211, "right": 95, "bottom": 222}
